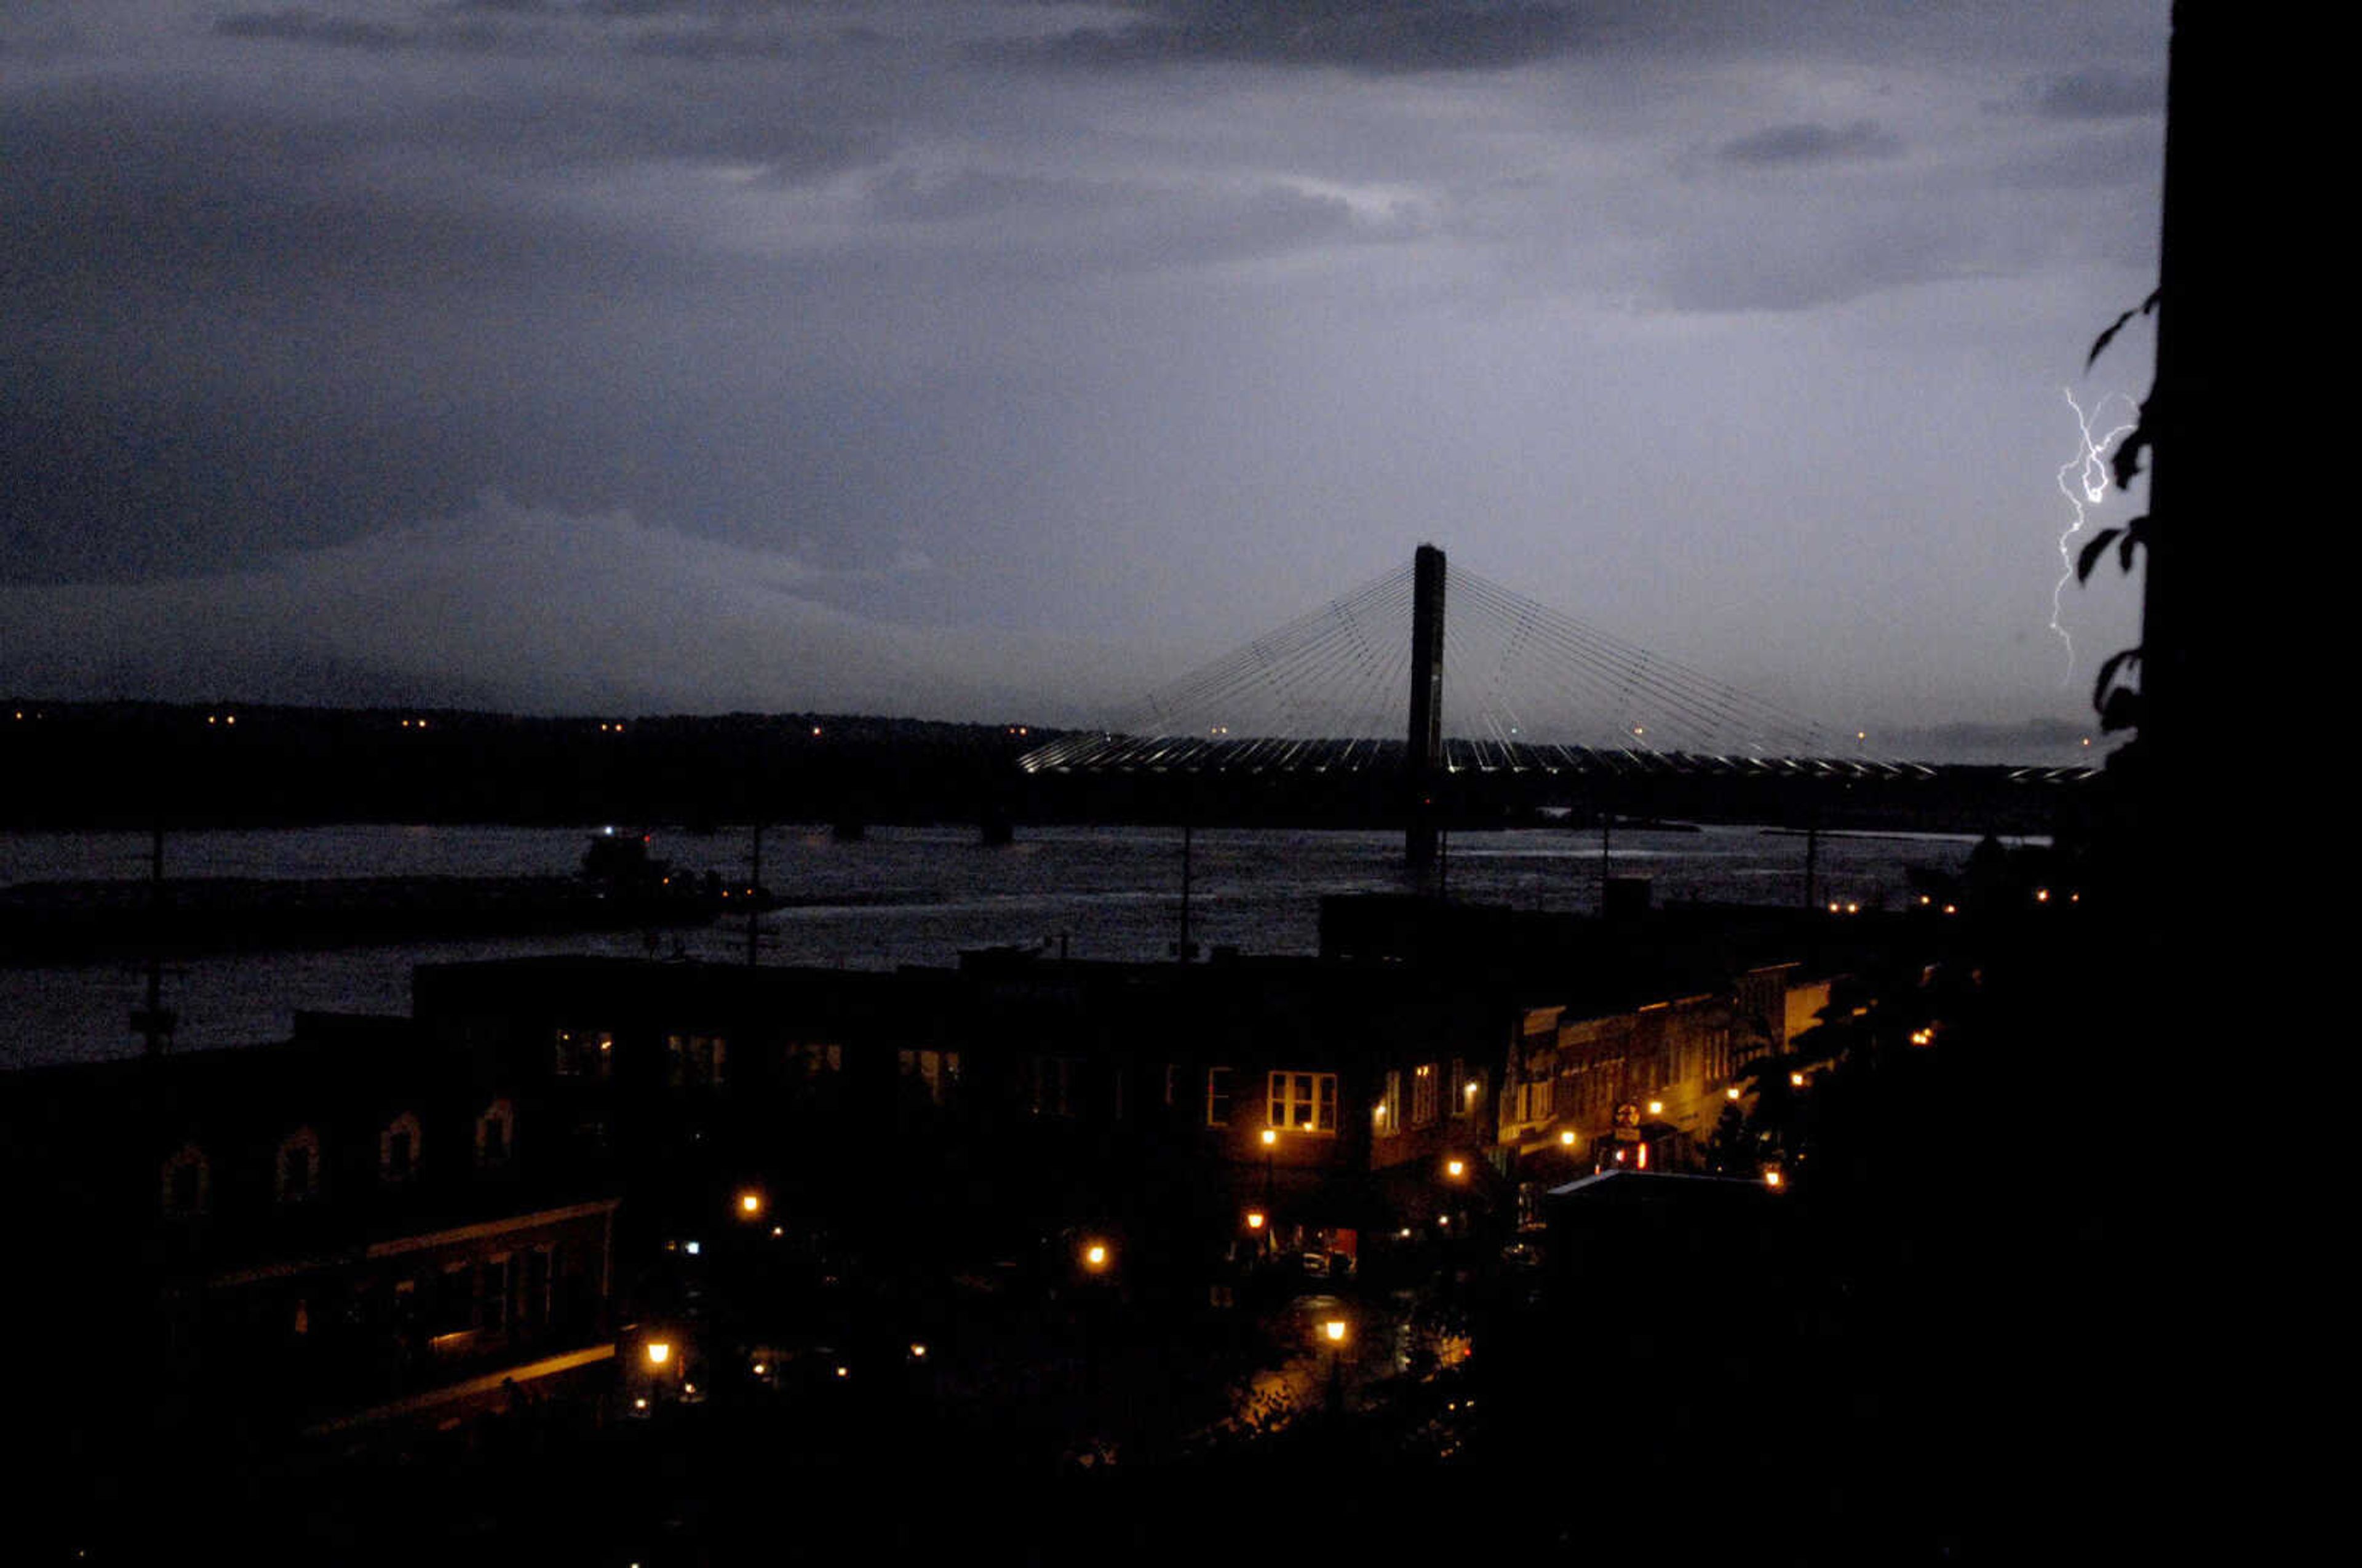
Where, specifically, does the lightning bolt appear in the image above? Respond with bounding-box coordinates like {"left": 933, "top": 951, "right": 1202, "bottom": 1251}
{"left": 2051, "top": 386, "right": 2139, "bottom": 686}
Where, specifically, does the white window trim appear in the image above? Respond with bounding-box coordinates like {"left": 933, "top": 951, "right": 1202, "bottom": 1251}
{"left": 1205, "top": 1066, "right": 1235, "bottom": 1128}
{"left": 1266, "top": 1071, "right": 1338, "bottom": 1134}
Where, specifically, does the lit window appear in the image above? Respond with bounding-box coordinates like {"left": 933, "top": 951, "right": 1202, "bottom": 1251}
{"left": 554, "top": 1029, "right": 613, "bottom": 1080}
{"left": 1205, "top": 1067, "right": 1234, "bottom": 1128}
{"left": 1375, "top": 1070, "right": 1402, "bottom": 1136}
{"left": 667, "top": 1033, "right": 728, "bottom": 1089}
{"left": 897, "top": 1049, "right": 960, "bottom": 1106}
{"left": 1266, "top": 1072, "right": 1338, "bottom": 1134}
{"left": 276, "top": 1128, "right": 322, "bottom": 1206}
{"left": 1411, "top": 1064, "right": 1439, "bottom": 1128}
{"left": 789, "top": 1041, "right": 843, "bottom": 1078}
{"left": 1517, "top": 1080, "right": 1554, "bottom": 1123}
{"left": 1028, "top": 1056, "right": 1080, "bottom": 1118}
{"left": 380, "top": 1112, "right": 422, "bottom": 1186}
{"left": 476, "top": 1099, "right": 515, "bottom": 1169}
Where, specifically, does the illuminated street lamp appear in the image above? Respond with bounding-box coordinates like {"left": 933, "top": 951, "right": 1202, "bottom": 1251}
{"left": 1445, "top": 1157, "right": 1466, "bottom": 1179}
{"left": 1260, "top": 1127, "right": 1279, "bottom": 1239}
{"left": 1321, "top": 1317, "right": 1351, "bottom": 1412}
{"left": 1083, "top": 1240, "right": 1111, "bottom": 1273}
{"left": 736, "top": 1188, "right": 765, "bottom": 1220}
{"left": 1245, "top": 1209, "right": 1266, "bottom": 1232}
{"left": 1789, "top": 1071, "right": 1806, "bottom": 1088}
{"left": 1559, "top": 1130, "right": 1577, "bottom": 1147}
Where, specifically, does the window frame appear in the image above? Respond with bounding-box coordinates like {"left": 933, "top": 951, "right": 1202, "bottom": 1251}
{"left": 1411, "top": 1062, "right": 1440, "bottom": 1128}
{"left": 1266, "top": 1070, "right": 1339, "bottom": 1134}
{"left": 276, "top": 1127, "right": 322, "bottom": 1207}
{"left": 380, "top": 1112, "right": 423, "bottom": 1187}
{"left": 475, "top": 1099, "right": 515, "bottom": 1171}
{"left": 1205, "top": 1066, "right": 1235, "bottom": 1128}
{"left": 553, "top": 1029, "right": 613, "bottom": 1080}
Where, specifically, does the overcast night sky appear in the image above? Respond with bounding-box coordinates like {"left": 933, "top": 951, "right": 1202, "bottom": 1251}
{"left": 0, "top": 1, "right": 2168, "bottom": 761}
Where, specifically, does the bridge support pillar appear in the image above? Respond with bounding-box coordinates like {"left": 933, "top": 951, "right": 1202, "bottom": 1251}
{"left": 1406, "top": 543, "right": 1446, "bottom": 878}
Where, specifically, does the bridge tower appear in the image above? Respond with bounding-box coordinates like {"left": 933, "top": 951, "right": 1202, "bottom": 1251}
{"left": 1406, "top": 542, "right": 1446, "bottom": 875}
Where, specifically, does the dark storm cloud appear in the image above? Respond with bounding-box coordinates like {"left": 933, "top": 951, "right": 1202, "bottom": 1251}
{"left": 0, "top": 495, "right": 1155, "bottom": 719}
{"left": 214, "top": 10, "right": 418, "bottom": 50}
{"left": 0, "top": 0, "right": 2172, "bottom": 739}
{"left": 1017, "top": 0, "right": 1589, "bottom": 73}
{"left": 2020, "top": 66, "right": 2165, "bottom": 120}
{"left": 1716, "top": 119, "right": 1903, "bottom": 169}
{"left": 862, "top": 165, "right": 1406, "bottom": 274}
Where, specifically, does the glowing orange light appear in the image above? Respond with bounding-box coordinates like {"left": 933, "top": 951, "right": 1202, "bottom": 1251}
{"left": 1445, "top": 1158, "right": 1466, "bottom": 1179}
{"left": 1559, "top": 1131, "right": 1577, "bottom": 1146}
{"left": 1260, "top": 1128, "right": 1278, "bottom": 1147}
{"left": 738, "top": 1190, "right": 763, "bottom": 1217}
{"left": 1765, "top": 1170, "right": 1784, "bottom": 1189}
{"left": 1790, "top": 1071, "right": 1805, "bottom": 1088}
{"left": 1322, "top": 1319, "right": 1347, "bottom": 1343}
{"left": 645, "top": 1340, "right": 672, "bottom": 1367}
{"left": 1245, "top": 1211, "right": 1266, "bottom": 1230}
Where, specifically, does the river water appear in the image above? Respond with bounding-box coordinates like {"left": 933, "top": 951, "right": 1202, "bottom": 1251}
{"left": 0, "top": 821, "right": 2010, "bottom": 1070}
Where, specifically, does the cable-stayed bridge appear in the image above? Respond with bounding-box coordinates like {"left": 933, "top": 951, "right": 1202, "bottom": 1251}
{"left": 1017, "top": 546, "right": 2094, "bottom": 851}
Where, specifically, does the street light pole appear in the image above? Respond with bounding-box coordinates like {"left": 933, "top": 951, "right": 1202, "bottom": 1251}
{"left": 1260, "top": 1128, "right": 1278, "bottom": 1254}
